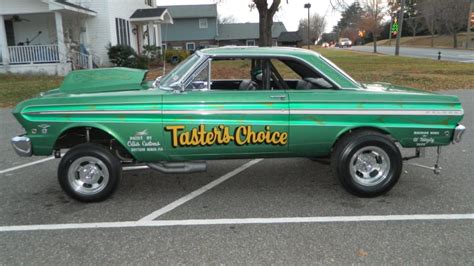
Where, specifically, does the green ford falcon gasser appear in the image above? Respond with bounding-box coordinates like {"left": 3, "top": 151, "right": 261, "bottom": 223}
{"left": 11, "top": 47, "right": 466, "bottom": 202}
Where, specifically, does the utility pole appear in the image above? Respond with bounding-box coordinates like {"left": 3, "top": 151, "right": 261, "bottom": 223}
{"left": 388, "top": 17, "right": 393, "bottom": 46}
{"left": 395, "top": 0, "right": 406, "bottom": 56}
{"left": 304, "top": 3, "right": 311, "bottom": 49}
{"left": 467, "top": 0, "right": 474, "bottom": 49}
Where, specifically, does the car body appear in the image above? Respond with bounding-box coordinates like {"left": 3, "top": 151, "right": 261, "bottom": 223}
{"left": 338, "top": 38, "right": 352, "bottom": 48}
{"left": 11, "top": 47, "right": 465, "bottom": 202}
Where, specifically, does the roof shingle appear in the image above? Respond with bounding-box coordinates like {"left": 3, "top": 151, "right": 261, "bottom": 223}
{"left": 160, "top": 4, "right": 217, "bottom": 19}
{"left": 278, "top": 31, "right": 303, "bottom": 42}
{"left": 216, "top": 22, "right": 287, "bottom": 41}
{"left": 130, "top": 8, "right": 166, "bottom": 19}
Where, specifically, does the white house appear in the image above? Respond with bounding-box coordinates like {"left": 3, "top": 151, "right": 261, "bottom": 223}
{"left": 0, "top": 0, "right": 172, "bottom": 75}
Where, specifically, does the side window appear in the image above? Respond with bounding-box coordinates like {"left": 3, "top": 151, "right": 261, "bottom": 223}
{"left": 271, "top": 59, "right": 300, "bottom": 80}
{"left": 211, "top": 59, "right": 251, "bottom": 80}
{"left": 208, "top": 58, "right": 265, "bottom": 91}
{"left": 199, "top": 18, "right": 208, "bottom": 29}
{"left": 186, "top": 62, "right": 210, "bottom": 91}
{"left": 271, "top": 59, "right": 334, "bottom": 90}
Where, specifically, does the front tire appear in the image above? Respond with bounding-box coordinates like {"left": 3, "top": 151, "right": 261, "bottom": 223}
{"left": 58, "top": 143, "right": 122, "bottom": 202}
{"left": 331, "top": 130, "right": 402, "bottom": 197}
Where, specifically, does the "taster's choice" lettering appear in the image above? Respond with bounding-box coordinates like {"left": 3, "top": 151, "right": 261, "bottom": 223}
{"left": 164, "top": 125, "right": 288, "bottom": 148}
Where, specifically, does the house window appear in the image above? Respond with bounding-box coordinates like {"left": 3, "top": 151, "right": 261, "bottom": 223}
{"left": 246, "top": 40, "right": 256, "bottom": 46}
{"left": 186, "top": 42, "right": 196, "bottom": 51}
{"left": 115, "top": 18, "right": 131, "bottom": 46}
{"left": 199, "top": 18, "right": 208, "bottom": 29}
{"left": 145, "top": 0, "right": 152, "bottom": 6}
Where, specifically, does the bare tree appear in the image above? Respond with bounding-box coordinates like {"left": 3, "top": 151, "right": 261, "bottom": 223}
{"left": 406, "top": 16, "right": 423, "bottom": 37}
{"left": 418, "top": 0, "right": 437, "bottom": 47}
{"left": 358, "top": 0, "right": 386, "bottom": 53}
{"left": 298, "top": 13, "right": 327, "bottom": 45}
{"left": 218, "top": 15, "right": 236, "bottom": 24}
{"left": 250, "top": 0, "right": 283, "bottom": 46}
{"left": 217, "top": 0, "right": 348, "bottom": 47}
{"left": 435, "top": 0, "right": 469, "bottom": 48}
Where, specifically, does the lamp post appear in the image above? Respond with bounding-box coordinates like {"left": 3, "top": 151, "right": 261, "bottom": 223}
{"left": 304, "top": 3, "right": 311, "bottom": 49}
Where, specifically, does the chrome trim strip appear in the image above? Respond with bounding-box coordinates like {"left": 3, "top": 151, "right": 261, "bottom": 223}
{"left": 26, "top": 110, "right": 162, "bottom": 115}
{"left": 163, "top": 110, "right": 288, "bottom": 115}
{"left": 25, "top": 109, "right": 463, "bottom": 116}
{"left": 291, "top": 109, "right": 464, "bottom": 116}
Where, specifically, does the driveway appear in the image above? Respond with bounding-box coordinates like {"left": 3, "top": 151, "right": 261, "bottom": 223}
{"left": 0, "top": 90, "right": 473, "bottom": 264}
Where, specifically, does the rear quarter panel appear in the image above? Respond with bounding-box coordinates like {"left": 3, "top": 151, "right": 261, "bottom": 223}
{"left": 288, "top": 89, "right": 463, "bottom": 157}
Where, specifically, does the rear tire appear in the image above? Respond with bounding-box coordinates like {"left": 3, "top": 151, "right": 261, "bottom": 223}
{"left": 331, "top": 130, "right": 402, "bottom": 197}
{"left": 58, "top": 143, "right": 122, "bottom": 202}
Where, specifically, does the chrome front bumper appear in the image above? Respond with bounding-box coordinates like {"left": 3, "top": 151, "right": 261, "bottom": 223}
{"left": 453, "top": 124, "right": 466, "bottom": 144}
{"left": 11, "top": 135, "right": 32, "bottom": 157}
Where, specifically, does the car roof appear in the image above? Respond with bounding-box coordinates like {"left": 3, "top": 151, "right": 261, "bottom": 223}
{"left": 199, "top": 46, "right": 322, "bottom": 59}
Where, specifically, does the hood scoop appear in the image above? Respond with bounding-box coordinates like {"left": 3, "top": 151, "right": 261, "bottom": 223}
{"left": 59, "top": 68, "right": 148, "bottom": 94}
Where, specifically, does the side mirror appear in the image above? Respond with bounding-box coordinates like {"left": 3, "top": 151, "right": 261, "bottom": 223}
{"left": 152, "top": 76, "right": 162, "bottom": 88}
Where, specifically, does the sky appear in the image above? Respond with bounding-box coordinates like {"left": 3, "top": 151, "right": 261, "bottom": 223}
{"left": 158, "top": 0, "right": 355, "bottom": 33}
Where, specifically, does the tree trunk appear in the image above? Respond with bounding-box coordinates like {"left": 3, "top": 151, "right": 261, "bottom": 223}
{"left": 453, "top": 32, "right": 458, "bottom": 48}
{"left": 258, "top": 9, "right": 270, "bottom": 46}
{"left": 255, "top": 0, "right": 280, "bottom": 47}
{"left": 430, "top": 20, "right": 435, "bottom": 48}
{"left": 373, "top": 34, "right": 377, "bottom": 53}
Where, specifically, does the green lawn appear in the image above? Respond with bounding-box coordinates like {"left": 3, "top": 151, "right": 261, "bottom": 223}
{"left": 0, "top": 74, "right": 63, "bottom": 108}
{"left": 315, "top": 48, "right": 474, "bottom": 91}
{"left": 1, "top": 49, "right": 473, "bottom": 107}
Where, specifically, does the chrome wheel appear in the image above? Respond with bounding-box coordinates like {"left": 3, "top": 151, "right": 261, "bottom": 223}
{"left": 349, "top": 146, "right": 391, "bottom": 186}
{"left": 67, "top": 156, "right": 109, "bottom": 195}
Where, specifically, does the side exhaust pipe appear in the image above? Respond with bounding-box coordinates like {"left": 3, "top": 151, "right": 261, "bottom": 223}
{"left": 123, "top": 162, "right": 207, "bottom": 174}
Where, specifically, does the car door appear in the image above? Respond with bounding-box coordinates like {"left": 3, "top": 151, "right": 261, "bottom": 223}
{"left": 271, "top": 58, "right": 344, "bottom": 158}
{"left": 161, "top": 58, "right": 289, "bottom": 160}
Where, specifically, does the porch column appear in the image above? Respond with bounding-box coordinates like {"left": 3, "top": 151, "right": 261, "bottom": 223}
{"left": 54, "top": 11, "right": 67, "bottom": 63}
{"left": 0, "top": 15, "right": 10, "bottom": 65}
{"left": 148, "top": 22, "right": 155, "bottom": 45}
{"left": 156, "top": 24, "right": 162, "bottom": 48}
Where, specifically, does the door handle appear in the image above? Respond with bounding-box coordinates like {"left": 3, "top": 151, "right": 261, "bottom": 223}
{"left": 270, "top": 95, "right": 287, "bottom": 99}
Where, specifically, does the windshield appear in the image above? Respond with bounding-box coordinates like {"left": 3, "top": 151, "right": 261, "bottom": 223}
{"left": 159, "top": 53, "right": 201, "bottom": 88}
{"left": 319, "top": 55, "right": 363, "bottom": 88}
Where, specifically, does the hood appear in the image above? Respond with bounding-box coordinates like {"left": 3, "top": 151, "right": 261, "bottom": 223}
{"left": 59, "top": 68, "right": 149, "bottom": 94}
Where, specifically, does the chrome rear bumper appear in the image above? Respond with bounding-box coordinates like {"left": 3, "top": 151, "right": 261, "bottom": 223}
{"left": 11, "top": 135, "right": 32, "bottom": 157}
{"left": 453, "top": 124, "right": 466, "bottom": 144}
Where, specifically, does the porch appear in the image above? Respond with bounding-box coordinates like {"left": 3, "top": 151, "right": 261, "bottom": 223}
{"left": 0, "top": 1, "right": 96, "bottom": 75}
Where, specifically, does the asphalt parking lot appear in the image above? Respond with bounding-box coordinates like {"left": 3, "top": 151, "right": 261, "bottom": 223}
{"left": 0, "top": 90, "right": 473, "bottom": 264}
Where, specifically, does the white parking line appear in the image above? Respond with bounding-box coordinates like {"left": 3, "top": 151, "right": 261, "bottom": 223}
{"left": 0, "top": 214, "right": 473, "bottom": 233}
{"left": 0, "top": 156, "right": 55, "bottom": 175}
{"left": 139, "top": 159, "right": 264, "bottom": 221}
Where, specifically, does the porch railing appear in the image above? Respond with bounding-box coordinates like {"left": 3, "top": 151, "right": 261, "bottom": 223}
{"left": 71, "top": 51, "right": 93, "bottom": 70}
{"left": 8, "top": 45, "right": 60, "bottom": 64}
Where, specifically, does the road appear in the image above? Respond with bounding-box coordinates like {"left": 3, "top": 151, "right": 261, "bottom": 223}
{"left": 351, "top": 46, "right": 474, "bottom": 63}
{"left": 0, "top": 90, "right": 473, "bottom": 264}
